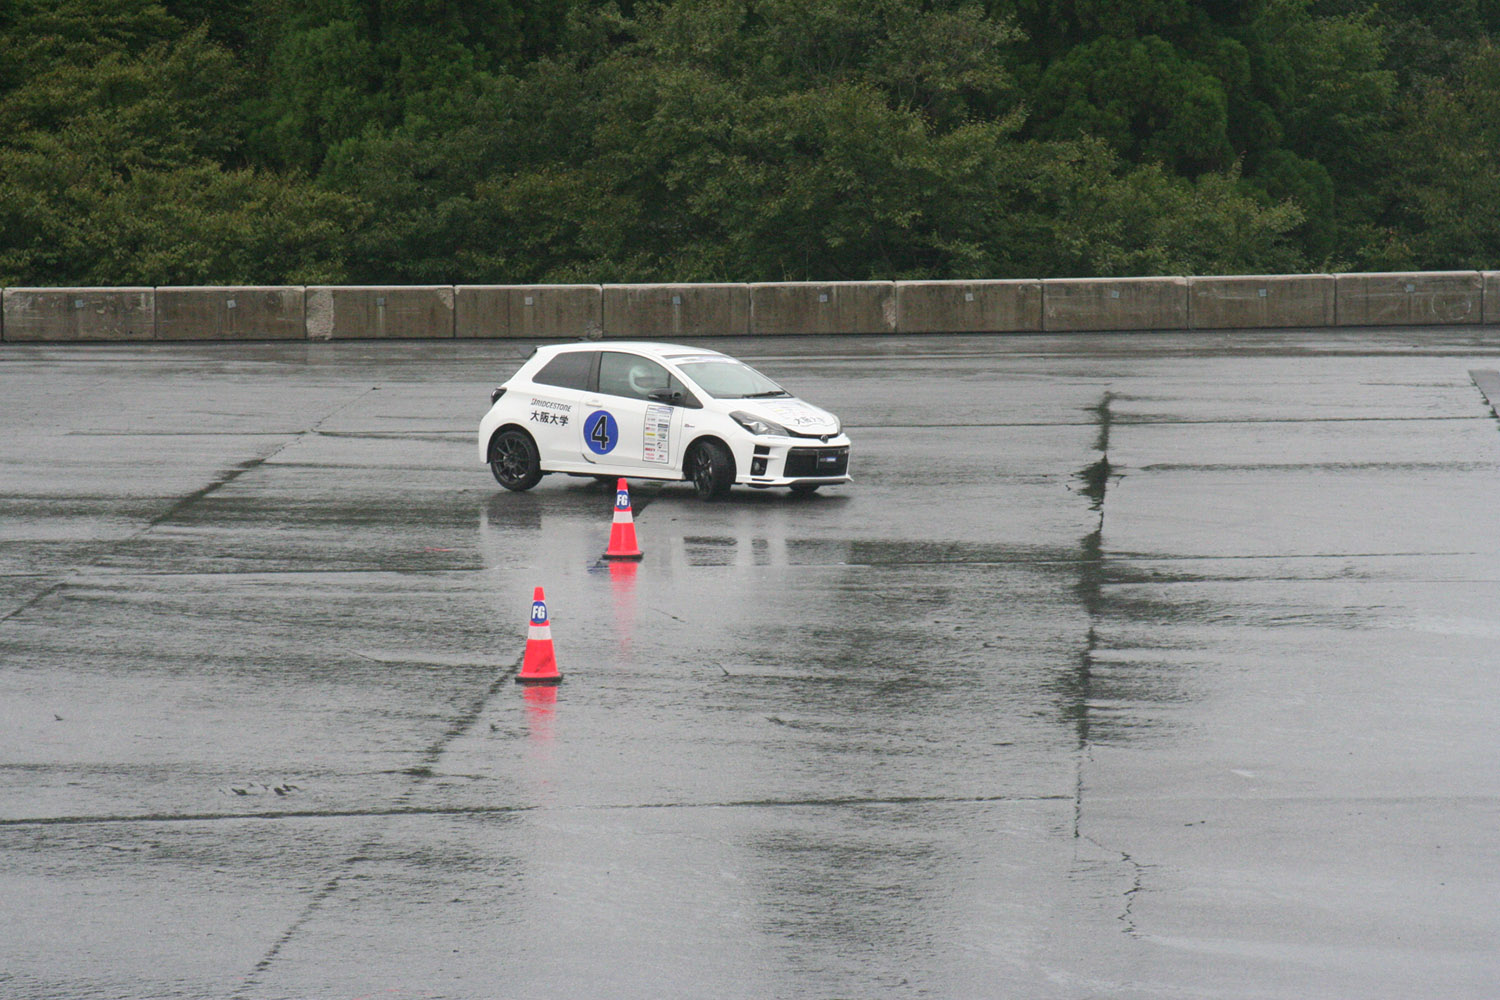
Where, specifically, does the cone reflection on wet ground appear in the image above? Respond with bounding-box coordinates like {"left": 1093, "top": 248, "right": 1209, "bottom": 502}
{"left": 522, "top": 683, "right": 557, "bottom": 743}
{"left": 608, "top": 558, "right": 638, "bottom": 653}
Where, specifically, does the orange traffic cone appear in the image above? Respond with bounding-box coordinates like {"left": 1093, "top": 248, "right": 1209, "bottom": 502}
{"left": 516, "top": 586, "right": 562, "bottom": 685}
{"left": 604, "top": 478, "right": 643, "bottom": 560}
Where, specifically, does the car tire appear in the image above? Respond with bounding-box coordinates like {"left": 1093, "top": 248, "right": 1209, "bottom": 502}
{"left": 686, "top": 440, "right": 734, "bottom": 500}
{"left": 490, "top": 429, "right": 543, "bottom": 491}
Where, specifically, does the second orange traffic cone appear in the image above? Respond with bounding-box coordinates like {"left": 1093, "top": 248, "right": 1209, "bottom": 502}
{"left": 604, "top": 478, "right": 643, "bottom": 560}
{"left": 516, "top": 586, "right": 562, "bottom": 685}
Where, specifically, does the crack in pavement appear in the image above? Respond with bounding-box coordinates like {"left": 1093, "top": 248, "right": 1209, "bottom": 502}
{"left": 231, "top": 654, "right": 522, "bottom": 997}
{"left": 1068, "top": 389, "right": 1146, "bottom": 936}
{"left": 0, "top": 792, "right": 1073, "bottom": 829}
{"left": 0, "top": 387, "right": 386, "bottom": 625}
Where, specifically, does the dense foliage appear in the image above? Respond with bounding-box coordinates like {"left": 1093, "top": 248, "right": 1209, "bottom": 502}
{"left": 1, "top": 0, "right": 1496, "bottom": 284}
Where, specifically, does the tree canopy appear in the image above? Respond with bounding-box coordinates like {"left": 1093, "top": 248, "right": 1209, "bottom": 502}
{"left": 1, "top": 0, "right": 1495, "bottom": 285}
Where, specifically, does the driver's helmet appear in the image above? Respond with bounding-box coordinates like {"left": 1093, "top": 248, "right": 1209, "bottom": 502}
{"left": 628, "top": 363, "right": 661, "bottom": 396}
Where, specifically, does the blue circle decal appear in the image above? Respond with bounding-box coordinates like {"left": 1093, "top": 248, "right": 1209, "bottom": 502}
{"left": 584, "top": 410, "right": 618, "bottom": 455}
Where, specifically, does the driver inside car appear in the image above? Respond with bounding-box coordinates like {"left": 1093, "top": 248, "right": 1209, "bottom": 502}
{"left": 628, "top": 363, "right": 665, "bottom": 398}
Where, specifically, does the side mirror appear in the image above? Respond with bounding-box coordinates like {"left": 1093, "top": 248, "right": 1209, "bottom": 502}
{"left": 647, "top": 388, "right": 682, "bottom": 405}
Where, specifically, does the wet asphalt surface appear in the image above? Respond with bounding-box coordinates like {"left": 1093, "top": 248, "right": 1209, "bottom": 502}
{"left": 2, "top": 330, "right": 1499, "bottom": 999}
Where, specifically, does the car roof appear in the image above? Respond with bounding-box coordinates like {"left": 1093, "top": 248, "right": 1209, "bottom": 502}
{"left": 532, "top": 341, "right": 730, "bottom": 364}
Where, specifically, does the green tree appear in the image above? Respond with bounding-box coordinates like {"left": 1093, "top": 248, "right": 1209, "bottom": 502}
{"left": 0, "top": 0, "right": 359, "bottom": 284}
{"left": 1001, "top": 0, "right": 1394, "bottom": 266}
{"left": 1373, "top": 42, "right": 1500, "bottom": 269}
{"left": 4, "top": 0, "right": 1464, "bottom": 285}
{"left": 455, "top": 0, "right": 1304, "bottom": 282}
{"left": 243, "top": 0, "right": 568, "bottom": 174}
{"left": 1313, "top": 0, "right": 1500, "bottom": 84}
{"left": 1031, "top": 34, "right": 1235, "bottom": 172}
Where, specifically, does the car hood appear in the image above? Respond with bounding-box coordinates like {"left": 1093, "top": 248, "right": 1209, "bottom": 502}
{"left": 732, "top": 397, "right": 842, "bottom": 436}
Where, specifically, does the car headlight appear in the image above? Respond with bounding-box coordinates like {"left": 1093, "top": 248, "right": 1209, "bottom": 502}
{"left": 731, "top": 411, "right": 789, "bottom": 437}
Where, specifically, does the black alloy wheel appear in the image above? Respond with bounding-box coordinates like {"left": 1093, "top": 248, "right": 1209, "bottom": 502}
{"left": 490, "top": 429, "right": 542, "bottom": 491}
{"left": 686, "top": 440, "right": 734, "bottom": 500}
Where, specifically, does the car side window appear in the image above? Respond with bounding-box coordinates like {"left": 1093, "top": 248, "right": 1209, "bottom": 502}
{"left": 533, "top": 351, "right": 595, "bottom": 390}
{"left": 600, "top": 353, "right": 674, "bottom": 401}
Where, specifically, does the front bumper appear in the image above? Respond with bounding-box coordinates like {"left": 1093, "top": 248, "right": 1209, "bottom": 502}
{"left": 735, "top": 437, "right": 852, "bottom": 487}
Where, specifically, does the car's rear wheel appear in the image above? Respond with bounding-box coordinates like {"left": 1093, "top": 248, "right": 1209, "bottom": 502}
{"left": 490, "top": 429, "right": 542, "bottom": 491}
{"left": 686, "top": 440, "right": 734, "bottom": 500}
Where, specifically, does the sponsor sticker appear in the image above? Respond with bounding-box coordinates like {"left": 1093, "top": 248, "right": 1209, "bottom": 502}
{"left": 528, "top": 397, "right": 573, "bottom": 427}
{"left": 643, "top": 403, "right": 672, "bottom": 464}
{"left": 761, "top": 400, "right": 830, "bottom": 428}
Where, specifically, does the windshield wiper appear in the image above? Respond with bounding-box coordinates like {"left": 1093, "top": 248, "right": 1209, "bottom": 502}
{"left": 743, "top": 389, "right": 790, "bottom": 398}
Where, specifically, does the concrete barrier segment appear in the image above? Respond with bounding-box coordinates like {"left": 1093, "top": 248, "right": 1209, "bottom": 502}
{"left": 456, "top": 285, "right": 601, "bottom": 339}
{"left": 1042, "top": 276, "right": 1188, "bottom": 332}
{"left": 155, "top": 286, "right": 304, "bottom": 341}
{"left": 6, "top": 273, "right": 1499, "bottom": 340}
{"left": 1188, "top": 274, "right": 1335, "bottom": 330}
{"left": 895, "top": 280, "right": 1043, "bottom": 333}
{"left": 305, "top": 285, "right": 455, "bottom": 340}
{"left": 1334, "top": 271, "right": 1482, "bottom": 326}
{"left": 602, "top": 283, "right": 749, "bottom": 338}
{"left": 749, "top": 281, "right": 896, "bottom": 335}
{"left": 2, "top": 287, "right": 154, "bottom": 342}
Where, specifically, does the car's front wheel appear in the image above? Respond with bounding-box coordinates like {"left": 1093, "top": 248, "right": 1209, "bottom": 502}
{"left": 686, "top": 439, "right": 734, "bottom": 500}
{"left": 490, "top": 429, "right": 542, "bottom": 491}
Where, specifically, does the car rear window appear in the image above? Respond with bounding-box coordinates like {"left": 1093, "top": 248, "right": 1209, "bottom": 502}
{"left": 533, "top": 351, "right": 595, "bottom": 390}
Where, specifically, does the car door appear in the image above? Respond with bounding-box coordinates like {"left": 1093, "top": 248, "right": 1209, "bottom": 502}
{"left": 524, "top": 349, "right": 596, "bottom": 469}
{"left": 579, "top": 352, "right": 688, "bottom": 475}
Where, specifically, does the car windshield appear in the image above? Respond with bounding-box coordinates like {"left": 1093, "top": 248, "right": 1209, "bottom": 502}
{"left": 675, "top": 360, "right": 789, "bottom": 399}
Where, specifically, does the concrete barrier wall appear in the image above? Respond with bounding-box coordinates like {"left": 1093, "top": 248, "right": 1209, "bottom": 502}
{"left": 3, "top": 287, "right": 154, "bottom": 341}
{"left": 603, "top": 284, "right": 749, "bottom": 338}
{"left": 750, "top": 282, "right": 896, "bottom": 335}
{"left": 896, "top": 280, "right": 1042, "bottom": 333}
{"left": 456, "top": 284, "right": 600, "bottom": 339}
{"left": 1335, "top": 271, "right": 1483, "bottom": 326}
{"left": 4, "top": 274, "right": 1500, "bottom": 341}
{"left": 156, "top": 286, "right": 303, "bottom": 341}
{"left": 1043, "top": 276, "right": 1188, "bottom": 332}
{"left": 1189, "top": 274, "right": 1335, "bottom": 330}
{"left": 306, "top": 285, "right": 455, "bottom": 340}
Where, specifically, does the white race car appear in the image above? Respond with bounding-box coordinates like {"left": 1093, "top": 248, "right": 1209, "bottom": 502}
{"left": 478, "top": 342, "right": 851, "bottom": 499}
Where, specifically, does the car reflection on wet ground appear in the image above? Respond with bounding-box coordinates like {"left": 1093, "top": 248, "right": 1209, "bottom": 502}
{"left": 1, "top": 331, "right": 1498, "bottom": 999}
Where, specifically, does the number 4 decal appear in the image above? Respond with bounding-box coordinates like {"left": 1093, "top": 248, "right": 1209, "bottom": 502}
{"left": 584, "top": 410, "right": 618, "bottom": 455}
